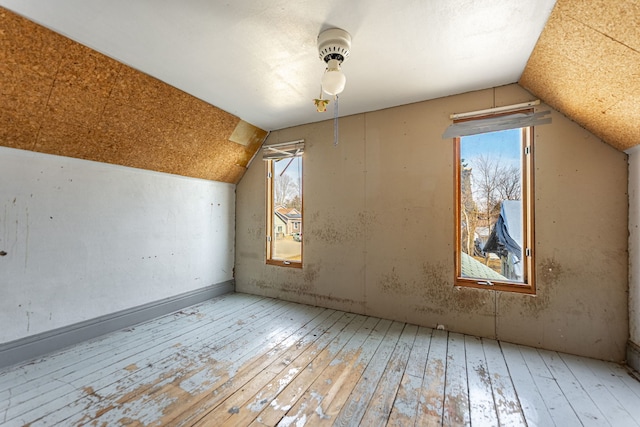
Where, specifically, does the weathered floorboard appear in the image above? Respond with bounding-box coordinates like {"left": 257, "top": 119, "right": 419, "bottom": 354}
{"left": 442, "top": 332, "right": 470, "bottom": 426}
{"left": 537, "top": 349, "right": 607, "bottom": 426}
{"left": 560, "top": 352, "right": 639, "bottom": 426}
{"left": 481, "top": 338, "right": 526, "bottom": 426}
{"left": 249, "top": 315, "right": 380, "bottom": 426}
{"left": 464, "top": 335, "right": 499, "bottom": 427}
{"left": 1, "top": 293, "right": 639, "bottom": 427}
{"left": 277, "top": 319, "right": 394, "bottom": 426}
{"left": 31, "top": 297, "right": 293, "bottom": 426}
{"left": 87, "top": 302, "right": 326, "bottom": 426}
{"left": 332, "top": 321, "right": 406, "bottom": 426}
{"left": 386, "top": 326, "right": 432, "bottom": 426}
{"left": 358, "top": 323, "right": 417, "bottom": 427}
{"left": 189, "top": 309, "right": 345, "bottom": 426}
{"left": 215, "top": 311, "right": 359, "bottom": 427}
{"left": 416, "top": 328, "right": 448, "bottom": 426}
{"left": 517, "top": 345, "right": 582, "bottom": 426}
{"left": 500, "top": 341, "right": 555, "bottom": 427}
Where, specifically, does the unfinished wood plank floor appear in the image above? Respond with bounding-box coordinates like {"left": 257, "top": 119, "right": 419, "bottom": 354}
{"left": 2, "top": 293, "right": 640, "bottom": 426}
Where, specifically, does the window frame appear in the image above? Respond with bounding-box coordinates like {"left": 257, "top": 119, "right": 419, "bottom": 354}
{"left": 266, "top": 157, "right": 303, "bottom": 269}
{"left": 453, "top": 115, "right": 535, "bottom": 294}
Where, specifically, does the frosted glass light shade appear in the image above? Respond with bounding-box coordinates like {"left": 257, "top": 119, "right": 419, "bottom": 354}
{"left": 321, "top": 59, "right": 346, "bottom": 96}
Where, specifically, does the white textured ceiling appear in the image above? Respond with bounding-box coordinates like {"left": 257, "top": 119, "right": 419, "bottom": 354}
{"left": 0, "top": 0, "right": 556, "bottom": 131}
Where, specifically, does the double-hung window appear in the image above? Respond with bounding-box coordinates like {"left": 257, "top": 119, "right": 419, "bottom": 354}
{"left": 264, "top": 141, "right": 304, "bottom": 268}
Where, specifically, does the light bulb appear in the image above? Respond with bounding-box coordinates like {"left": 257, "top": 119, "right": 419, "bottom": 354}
{"left": 321, "top": 59, "right": 346, "bottom": 96}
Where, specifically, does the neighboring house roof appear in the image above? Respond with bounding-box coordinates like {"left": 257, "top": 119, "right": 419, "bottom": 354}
{"left": 460, "top": 252, "right": 507, "bottom": 281}
{"left": 275, "top": 206, "right": 300, "bottom": 216}
{"left": 274, "top": 205, "right": 301, "bottom": 229}
{"left": 273, "top": 211, "right": 288, "bottom": 225}
{"left": 483, "top": 200, "right": 522, "bottom": 257}
{"left": 275, "top": 206, "right": 301, "bottom": 220}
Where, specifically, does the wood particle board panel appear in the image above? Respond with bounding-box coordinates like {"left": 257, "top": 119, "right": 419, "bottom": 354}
{"left": 0, "top": 7, "right": 266, "bottom": 184}
{"left": 110, "top": 66, "right": 192, "bottom": 124}
{"left": 520, "top": 0, "right": 640, "bottom": 152}
{"left": 55, "top": 42, "right": 122, "bottom": 97}
{"left": 183, "top": 102, "right": 241, "bottom": 142}
{"left": 0, "top": 9, "right": 67, "bottom": 80}
{"left": 34, "top": 119, "right": 94, "bottom": 159}
{"left": 0, "top": 109, "right": 39, "bottom": 150}
{"left": 578, "top": 89, "right": 640, "bottom": 151}
{"left": 191, "top": 139, "right": 243, "bottom": 182}
{"left": 555, "top": 0, "right": 640, "bottom": 52}
{"left": 45, "top": 83, "right": 111, "bottom": 129}
{"left": 0, "top": 67, "right": 53, "bottom": 119}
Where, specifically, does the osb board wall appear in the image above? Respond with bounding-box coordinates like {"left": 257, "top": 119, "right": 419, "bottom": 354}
{"left": 520, "top": 0, "right": 640, "bottom": 152}
{"left": 0, "top": 7, "right": 267, "bottom": 184}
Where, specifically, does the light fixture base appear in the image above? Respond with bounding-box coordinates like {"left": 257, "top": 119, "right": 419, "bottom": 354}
{"left": 317, "top": 28, "right": 351, "bottom": 64}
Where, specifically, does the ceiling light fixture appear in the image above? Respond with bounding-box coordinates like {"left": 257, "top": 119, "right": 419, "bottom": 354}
{"left": 315, "top": 28, "right": 351, "bottom": 146}
{"left": 317, "top": 28, "right": 351, "bottom": 97}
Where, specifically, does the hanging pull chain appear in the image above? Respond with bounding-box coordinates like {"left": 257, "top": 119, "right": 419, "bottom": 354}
{"left": 333, "top": 95, "right": 339, "bottom": 146}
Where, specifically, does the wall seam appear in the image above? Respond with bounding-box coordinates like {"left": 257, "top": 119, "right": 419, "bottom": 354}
{"left": 363, "top": 112, "right": 368, "bottom": 314}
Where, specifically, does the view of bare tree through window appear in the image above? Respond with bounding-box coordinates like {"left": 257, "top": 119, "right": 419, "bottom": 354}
{"left": 459, "top": 128, "right": 525, "bottom": 283}
{"left": 270, "top": 156, "right": 302, "bottom": 263}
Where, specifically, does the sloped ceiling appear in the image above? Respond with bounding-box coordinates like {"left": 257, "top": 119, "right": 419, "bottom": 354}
{"left": 1, "top": 0, "right": 637, "bottom": 176}
{"left": 0, "top": 0, "right": 556, "bottom": 132}
{"left": 520, "top": 0, "right": 640, "bottom": 152}
{"left": 0, "top": 8, "right": 267, "bottom": 184}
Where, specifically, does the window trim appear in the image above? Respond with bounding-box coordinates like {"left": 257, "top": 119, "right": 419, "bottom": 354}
{"left": 266, "top": 158, "right": 303, "bottom": 269}
{"left": 453, "top": 117, "right": 535, "bottom": 294}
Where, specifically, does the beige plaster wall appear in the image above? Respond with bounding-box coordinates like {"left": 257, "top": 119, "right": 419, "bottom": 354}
{"left": 235, "top": 84, "right": 628, "bottom": 361}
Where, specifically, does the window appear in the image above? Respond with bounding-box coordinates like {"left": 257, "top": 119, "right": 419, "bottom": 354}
{"left": 264, "top": 141, "right": 303, "bottom": 268}
{"left": 454, "top": 120, "right": 535, "bottom": 293}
